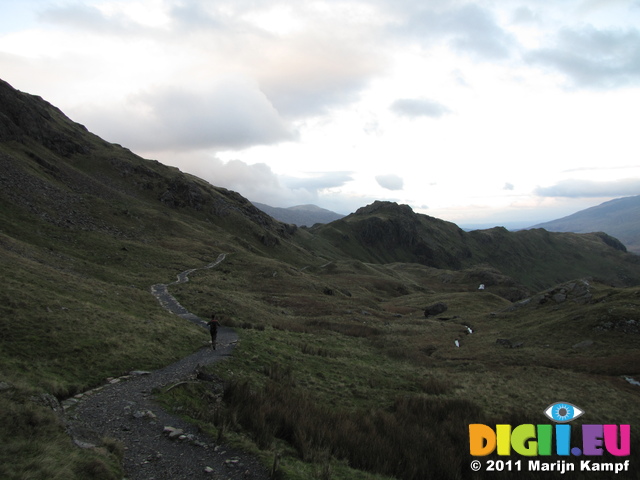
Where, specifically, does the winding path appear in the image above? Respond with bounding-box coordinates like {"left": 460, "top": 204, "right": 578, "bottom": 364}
{"left": 66, "top": 255, "right": 270, "bottom": 480}
{"left": 150, "top": 253, "right": 227, "bottom": 327}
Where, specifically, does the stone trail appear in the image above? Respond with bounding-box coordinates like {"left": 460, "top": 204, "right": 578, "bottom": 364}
{"left": 65, "top": 255, "right": 270, "bottom": 480}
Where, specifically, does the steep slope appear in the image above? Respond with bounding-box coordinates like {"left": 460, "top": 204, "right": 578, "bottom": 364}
{"left": 0, "top": 78, "right": 313, "bottom": 478}
{"left": 307, "top": 200, "right": 640, "bottom": 291}
{"left": 0, "top": 79, "right": 303, "bottom": 260}
{"left": 530, "top": 195, "right": 640, "bottom": 254}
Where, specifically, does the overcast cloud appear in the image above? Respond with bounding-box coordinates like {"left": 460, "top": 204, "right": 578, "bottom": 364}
{"left": 535, "top": 178, "right": 640, "bottom": 198}
{"left": 83, "top": 80, "right": 296, "bottom": 151}
{"left": 1, "top": 0, "right": 639, "bottom": 227}
{"left": 375, "top": 174, "right": 404, "bottom": 191}
{"left": 527, "top": 26, "right": 640, "bottom": 88}
{"left": 390, "top": 98, "right": 451, "bottom": 118}
{"left": 389, "top": 3, "right": 516, "bottom": 60}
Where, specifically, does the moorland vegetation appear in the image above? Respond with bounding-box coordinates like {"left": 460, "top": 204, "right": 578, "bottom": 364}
{"left": 1, "top": 78, "right": 639, "bottom": 479}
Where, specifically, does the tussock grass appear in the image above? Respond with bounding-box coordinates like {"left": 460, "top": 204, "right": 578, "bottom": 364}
{"left": 164, "top": 261, "right": 640, "bottom": 479}
{"left": 222, "top": 379, "right": 485, "bottom": 480}
{"left": 0, "top": 386, "right": 123, "bottom": 480}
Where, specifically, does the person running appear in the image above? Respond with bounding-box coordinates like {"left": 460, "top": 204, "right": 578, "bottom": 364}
{"left": 207, "top": 313, "right": 220, "bottom": 350}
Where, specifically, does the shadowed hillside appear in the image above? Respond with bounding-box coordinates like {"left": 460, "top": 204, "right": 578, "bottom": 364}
{"left": 531, "top": 195, "right": 640, "bottom": 254}
{"left": 306, "top": 200, "right": 640, "bottom": 292}
{"left": 1, "top": 79, "right": 639, "bottom": 480}
{"left": 0, "top": 78, "right": 311, "bottom": 479}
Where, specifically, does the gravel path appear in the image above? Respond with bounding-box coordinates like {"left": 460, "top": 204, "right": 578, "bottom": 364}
{"left": 65, "top": 256, "right": 270, "bottom": 480}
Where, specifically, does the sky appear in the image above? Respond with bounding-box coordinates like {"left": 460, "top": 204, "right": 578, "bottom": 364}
{"left": 1, "top": 0, "right": 639, "bottom": 229}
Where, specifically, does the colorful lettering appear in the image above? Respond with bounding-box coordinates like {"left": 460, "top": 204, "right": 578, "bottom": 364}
{"left": 604, "top": 425, "right": 631, "bottom": 456}
{"left": 469, "top": 424, "right": 496, "bottom": 456}
{"left": 511, "top": 424, "right": 537, "bottom": 456}
{"left": 582, "top": 425, "right": 604, "bottom": 455}
{"left": 468, "top": 424, "right": 631, "bottom": 457}
{"left": 555, "top": 424, "right": 571, "bottom": 456}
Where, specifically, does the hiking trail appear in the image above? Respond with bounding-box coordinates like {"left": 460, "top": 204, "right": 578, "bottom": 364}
{"left": 65, "top": 255, "right": 270, "bottom": 479}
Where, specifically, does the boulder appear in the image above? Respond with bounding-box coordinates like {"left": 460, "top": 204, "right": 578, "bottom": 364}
{"left": 572, "top": 340, "right": 594, "bottom": 349}
{"left": 424, "top": 302, "right": 448, "bottom": 317}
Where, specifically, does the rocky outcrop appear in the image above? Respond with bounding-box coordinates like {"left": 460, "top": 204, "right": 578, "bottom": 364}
{"left": 593, "top": 232, "right": 627, "bottom": 252}
{"left": 160, "top": 178, "right": 206, "bottom": 210}
{"left": 595, "top": 318, "right": 640, "bottom": 334}
{"left": 501, "top": 279, "right": 593, "bottom": 312}
{"left": 0, "top": 79, "right": 91, "bottom": 156}
{"left": 496, "top": 339, "right": 524, "bottom": 348}
{"left": 424, "top": 302, "right": 448, "bottom": 317}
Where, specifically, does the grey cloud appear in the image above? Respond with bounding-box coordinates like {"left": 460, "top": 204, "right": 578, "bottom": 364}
{"left": 167, "top": 1, "right": 386, "bottom": 118}
{"left": 535, "top": 178, "right": 640, "bottom": 198}
{"left": 39, "top": 4, "right": 142, "bottom": 34}
{"left": 390, "top": 98, "right": 450, "bottom": 118}
{"left": 42, "top": 0, "right": 385, "bottom": 119}
{"left": 185, "top": 157, "right": 316, "bottom": 206}
{"left": 208, "top": 159, "right": 289, "bottom": 204}
{"left": 392, "top": 3, "right": 516, "bottom": 60}
{"left": 169, "top": 2, "right": 224, "bottom": 30}
{"left": 526, "top": 26, "right": 640, "bottom": 88}
{"left": 448, "top": 4, "right": 515, "bottom": 59}
{"left": 375, "top": 174, "right": 404, "bottom": 191}
{"left": 85, "top": 80, "right": 295, "bottom": 151}
{"left": 503, "top": 182, "right": 514, "bottom": 191}
{"left": 282, "top": 172, "right": 354, "bottom": 191}
{"left": 180, "top": 156, "right": 357, "bottom": 208}
{"left": 511, "top": 6, "right": 539, "bottom": 24}
{"left": 258, "top": 39, "right": 384, "bottom": 117}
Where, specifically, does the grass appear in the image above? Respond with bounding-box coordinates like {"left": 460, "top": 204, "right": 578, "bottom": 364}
{"left": 160, "top": 256, "right": 640, "bottom": 479}
{"left": 0, "top": 236, "right": 207, "bottom": 395}
{"left": 2, "top": 94, "right": 639, "bottom": 479}
{"left": 0, "top": 203, "right": 219, "bottom": 478}
{"left": 0, "top": 383, "right": 124, "bottom": 480}
{"left": 4, "top": 219, "right": 639, "bottom": 479}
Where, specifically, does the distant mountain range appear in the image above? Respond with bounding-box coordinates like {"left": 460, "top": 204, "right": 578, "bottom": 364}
{"left": 252, "top": 202, "right": 344, "bottom": 226}
{"left": 530, "top": 195, "right": 640, "bottom": 254}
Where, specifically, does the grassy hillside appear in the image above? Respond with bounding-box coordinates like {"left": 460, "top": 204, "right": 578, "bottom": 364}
{"left": 0, "top": 78, "right": 311, "bottom": 479}
{"left": 164, "top": 255, "right": 640, "bottom": 479}
{"left": 531, "top": 195, "right": 640, "bottom": 254}
{"left": 306, "top": 201, "right": 640, "bottom": 292}
{"left": 1, "top": 78, "right": 639, "bottom": 479}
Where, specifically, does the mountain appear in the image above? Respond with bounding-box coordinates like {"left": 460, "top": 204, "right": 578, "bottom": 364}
{"left": 530, "top": 195, "right": 640, "bottom": 254}
{"left": 0, "top": 77, "right": 311, "bottom": 477}
{"left": 252, "top": 202, "right": 344, "bottom": 226}
{"left": 0, "top": 78, "right": 299, "bottom": 254}
{"left": 2, "top": 79, "right": 640, "bottom": 479}
{"left": 304, "top": 200, "right": 640, "bottom": 293}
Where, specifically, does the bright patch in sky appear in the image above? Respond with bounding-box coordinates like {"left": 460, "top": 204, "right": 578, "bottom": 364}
{"left": 1, "top": 0, "right": 639, "bottom": 228}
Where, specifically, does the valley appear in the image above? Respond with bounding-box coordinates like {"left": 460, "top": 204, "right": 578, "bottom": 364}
{"left": 0, "top": 78, "right": 638, "bottom": 479}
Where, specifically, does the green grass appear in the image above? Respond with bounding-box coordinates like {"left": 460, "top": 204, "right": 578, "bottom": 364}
{"left": 160, "top": 258, "right": 640, "bottom": 479}
{"left": 0, "top": 235, "right": 208, "bottom": 395}
{"left": 2, "top": 86, "right": 639, "bottom": 479}
{"left": 0, "top": 383, "right": 124, "bottom": 480}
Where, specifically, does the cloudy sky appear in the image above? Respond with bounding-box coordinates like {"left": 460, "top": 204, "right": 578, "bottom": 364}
{"left": 1, "top": 0, "right": 639, "bottom": 228}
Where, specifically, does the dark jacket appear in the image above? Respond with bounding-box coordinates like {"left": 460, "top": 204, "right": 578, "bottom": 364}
{"left": 207, "top": 319, "right": 220, "bottom": 333}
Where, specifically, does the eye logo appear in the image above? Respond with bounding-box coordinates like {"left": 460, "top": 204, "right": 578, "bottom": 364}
{"left": 543, "top": 402, "right": 584, "bottom": 423}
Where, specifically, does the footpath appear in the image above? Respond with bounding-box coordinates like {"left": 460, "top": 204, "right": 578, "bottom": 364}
{"left": 65, "top": 255, "right": 270, "bottom": 480}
